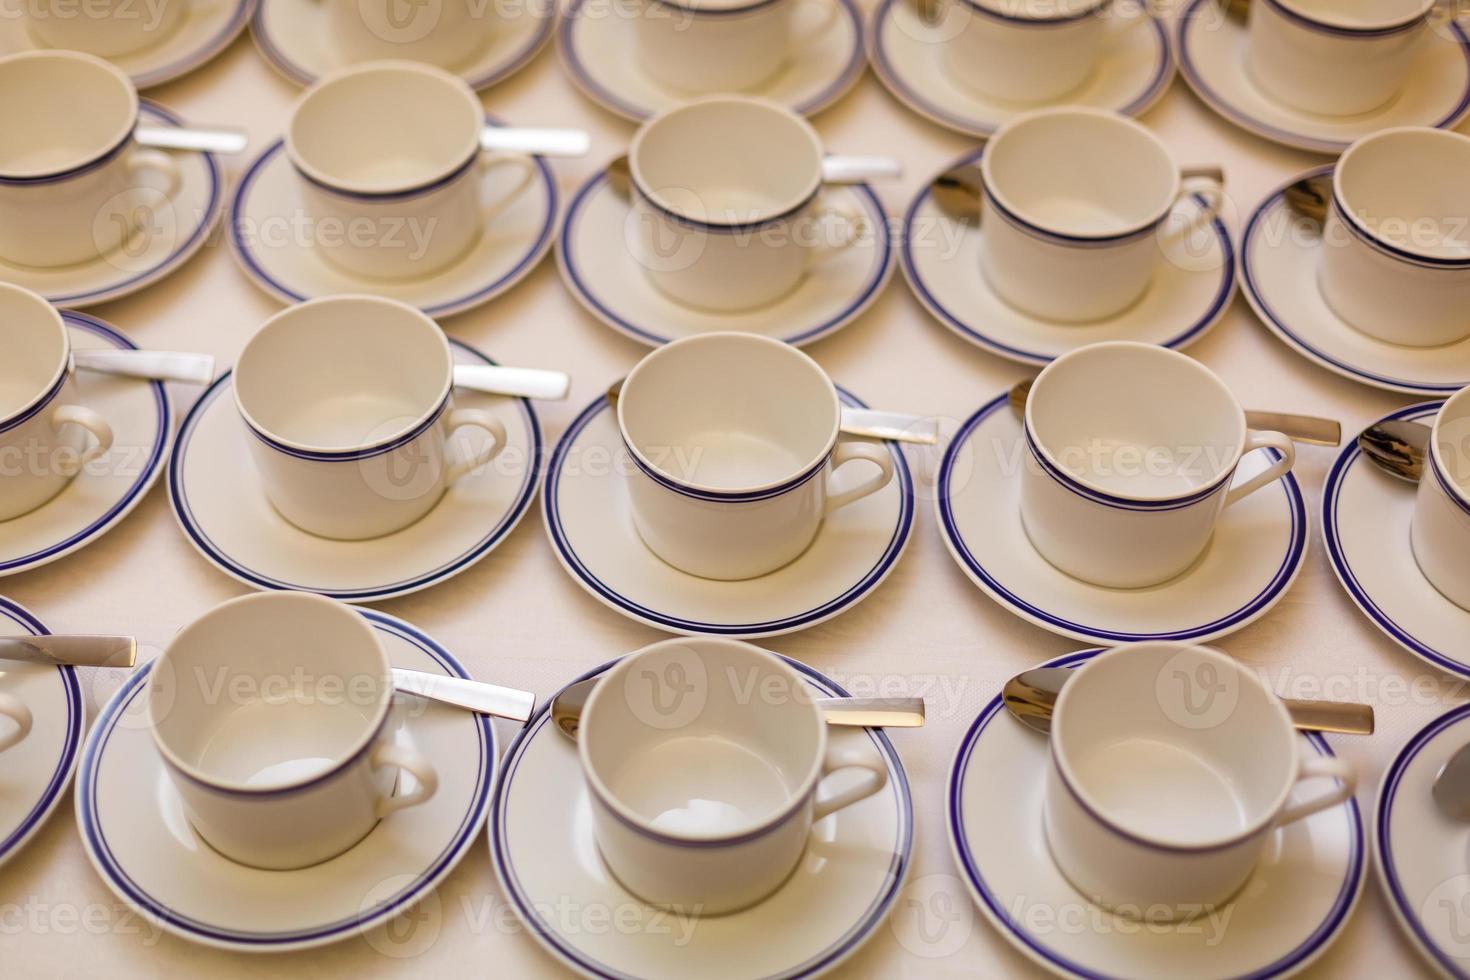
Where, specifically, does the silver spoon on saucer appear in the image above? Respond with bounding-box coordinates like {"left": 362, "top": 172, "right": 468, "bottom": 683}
{"left": 480, "top": 126, "right": 591, "bottom": 158}
{"left": 135, "top": 125, "right": 250, "bottom": 155}
{"left": 391, "top": 669, "right": 536, "bottom": 722}
{"left": 1003, "top": 666, "right": 1375, "bottom": 736}
{"left": 605, "top": 379, "right": 938, "bottom": 445}
{"left": 455, "top": 365, "right": 571, "bottom": 401}
{"left": 0, "top": 635, "right": 137, "bottom": 668}
{"left": 1357, "top": 419, "right": 1431, "bottom": 483}
{"left": 548, "top": 675, "right": 925, "bottom": 741}
{"left": 1433, "top": 742, "right": 1470, "bottom": 819}
{"left": 1007, "top": 378, "right": 1342, "bottom": 447}
{"left": 73, "top": 350, "right": 216, "bottom": 386}
{"left": 605, "top": 153, "right": 902, "bottom": 200}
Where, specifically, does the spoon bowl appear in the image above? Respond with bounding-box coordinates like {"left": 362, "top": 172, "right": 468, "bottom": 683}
{"left": 1357, "top": 419, "right": 1431, "bottom": 483}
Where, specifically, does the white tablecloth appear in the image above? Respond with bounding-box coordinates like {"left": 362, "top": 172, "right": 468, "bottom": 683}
{"left": 0, "top": 11, "right": 1455, "bottom": 978}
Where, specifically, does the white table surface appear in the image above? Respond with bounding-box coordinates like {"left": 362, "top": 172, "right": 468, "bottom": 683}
{"left": 0, "top": 7, "right": 1458, "bottom": 977}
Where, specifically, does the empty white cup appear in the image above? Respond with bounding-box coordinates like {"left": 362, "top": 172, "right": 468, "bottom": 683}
{"left": 617, "top": 333, "right": 895, "bottom": 581}
{"left": 326, "top": 0, "right": 502, "bottom": 69}
{"left": 233, "top": 295, "right": 508, "bottom": 541}
{"left": 1045, "top": 642, "right": 1356, "bottom": 918}
{"left": 1320, "top": 127, "right": 1470, "bottom": 349}
{"left": 628, "top": 97, "right": 868, "bottom": 313}
{"left": 633, "top": 0, "right": 841, "bottom": 95}
{"left": 0, "top": 51, "right": 181, "bottom": 269}
{"left": 25, "top": 0, "right": 188, "bottom": 57}
{"left": 147, "top": 591, "right": 439, "bottom": 871}
{"left": 285, "top": 62, "right": 536, "bottom": 281}
{"left": 580, "top": 637, "right": 888, "bottom": 915}
{"left": 1246, "top": 0, "right": 1435, "bottom": 117}
{"left": 1021, "top": 342, "right": 1296, "bottom": 589}
{"left": 0, "top": 283, "right": 115, "bottom": 522}
{"left": 979, "top": 108, "right": 1224, "bottom": 323}
{"left": 1412, "top": 385, "right": 1470, "bottom": 611}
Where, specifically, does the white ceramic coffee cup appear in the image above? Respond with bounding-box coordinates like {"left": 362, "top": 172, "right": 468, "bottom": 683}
{"left": 0, "top": 51, "right": 182, "bottom": 269}
{"left": 326, "top": 0, "right": 502, "bottom": 68}
{"left": 628, "top": 96, "right": 868, "bottom": 313}
{"left": 1319, "top": 127, "right": 1470, "bottom": 349}
{"left": 285, "top": 61, "right": 536, "bottom": 281}
{"left": 979, "top": 108, "right": 1224, "bottom": 324}
{"left": 1412, "top": 386, "right": 1470, "bottom": 611}
{"left": 0, "top": 691, "right": 32, "bottom": 756}
{"left": 579, "top": 637, "right": 888, "bottom": 915}
{"left": 633, "top": 0, "right": 841, "bottom": 95}
{"left": 147, "top": 591, "right": 439, "bottom": 871}
{"left": 0, "top": 283, "right": 115, "bottom": 523}
{"left": 1246, "top": 0, "right": 1435, "bottom": 117}
{"left": 1021, "top": 342, "right": 1296, "bottom": 589}
{"left": 24, "top": 0, "right": 188, "bottom": 57}
{"left": 939, "top": 0, "right": 1141, "bottom": 104}
{"left": 233, "top": 295, "right": 508, "bottom": 541}
{"left": 618, "top": 332, "right": 895, "bottom": 581}
{"left": 1045, "top": 642, "right": 1356, "bottom": 918}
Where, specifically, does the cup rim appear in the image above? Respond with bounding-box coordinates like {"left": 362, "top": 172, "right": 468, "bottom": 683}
{"left": 285, "top": 60, "right": 483, "bottom": 200}
{"left": 1024, "top": 341, "right": 1248, "bottom": 505}
{"left": 643, "top": 0, "right": 788, "bottom": 16}
{"left": 1051, "top": 642, "right": 1300, "bottom": 853}
{"left": 0, "top": 283, "right": 71, "bottom": 431}
{"left": 628, "top": 95, "right": 826, "bottom": 232}
{"left": 1263, "top": 0, "right": 1433, "bottom": 37}
{"left": 957, "top": 0, "right": 1112, "bottom": 25}
{"left": 146, "top": 591, "right": 393, "bottom": 797}
{"left": 981, "top": 107, "right": 1182, "bottom": 246}
{"left": 1430, "top": 385, "right": 1470, "bottom": 516}
{"left": 233, "top": 295, "right": 455, "bottom": 460}
{"left": 0, "top": 50, "right": 139, "bottom": 184}
{"left": 578, "top": 637, "right": 830, "bottom": 846}
{"left": 1331, "top": 126, "right": 1470, "bottom": 270}
{"left": 616, "top": 332, "right": 842, "bottom": 498}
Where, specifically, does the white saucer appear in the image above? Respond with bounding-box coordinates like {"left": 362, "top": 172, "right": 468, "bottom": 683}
{"left": 558, "top": 0, "right": 865, "bottom": 121}
{"left": 1241, "top": 168, "right": 1470, "bottom": 397}
{"left": 558, "top": 169, "right": 893, "bottom": 348}
{"left": 0, "top": 315, "right": 172, "bottom": 579}
{"left": 869, "top": 0, "right": 1174, "bottom": 138}
{"left": 168, "top": 340, "right": 541, "bottom": 604}
{"left": 0, "top": 598, "right": 83, "bottom": 870}
{"left": 543, "top": 391, "right": 914, "bottom": 638}
{"left": 1322, "top": 402, "right": 1470, "bottom": 679}
{"left": 936, "top": 393, "right": 1307, "bottom": 645}
{"left": 75, "top": 610, "right": 496, "bottom": 953}
{"left": 251, "top": 0, "right": 552, "bottom": 89}
{"left": 1177, "top": 0, "right": 1470, "bottom": 154}
{"left": 491, "top": 656, "right": 913, "bottom": 979}
{"left": 1376, "top": 702, "right": 1470, "bottom": 979}
{"left": 902, "top": 149, "right": 1235, "bottom": 365}
{"left": 0, "top": 103, "right": 224, "bottom": 309}
{"left": 230, "top": 128, "right": 558, "bottom": 318}
{"left": 0, "top": 0, "right": 256, "bottom": 88}
{"left": 950, "top": 648, "right": 1365, "bottom": 980}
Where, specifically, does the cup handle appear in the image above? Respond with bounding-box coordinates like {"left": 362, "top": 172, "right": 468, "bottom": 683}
{"left": 1224, "top": 430, "right": 1295, "bottom": 508}
{"left": 371, "top": 743, "right": 439, "bottom": 818}
{"left": 824, "top": 439, "right": 895, "bottom": 515}
{"left": 0, "top": 691, "right": 33, "bottom": 755}
{"left": 1160, "top": 167, "right": 1226, "bottom": 241}
{"left": 480, "top": 152, "right": 537, "bottom": 224}
{"left": 806, "top": 194, "right": 866, "bottom": 271}
{"left": 444, "top": 408, "right": 508, "bottom": 485}
{"left": 790, "top": 0, "right": 840, "bottom": 46}
{"left": 813, "top": 741, "right": 888, "bottom": 822}
{"left": 125, "top": 149, "right": 183, "bottom": 200}
{"left": 52, "top": 404, "right": 114, "bottom": 469}
{"left": 1276, "top": 755, "right": 1356, "bottom": 828}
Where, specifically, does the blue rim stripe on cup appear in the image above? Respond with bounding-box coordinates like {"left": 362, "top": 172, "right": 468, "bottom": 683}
{"left": 0, "top": 371, "right": 69, "bottom": 437}
{"left": 954, "top": 0, "right": 1112, "bottom": 26}
{"left": 75, "top": 612, "right": 496, "bottom": 948}
{"left": 647, "top": 0, "right": 788, "bottom": 17}
{"left": 984, "top": 183, "right": 1160, "bottom": 248}
{"left": 633, "top": 179, "right": 823, "bottom": 236}
{"left": 0, "top": 127, "right": 135, "bottom": 186}
{"left": 0, "top": 599, "right": 82, "bottom": 867}
{"left": 1330, "top": 194, "right": 1470, "bottom": 271}
{"left": 1431, "top": 447, "right": 1470, "bottom": 520}
{"left": 293, "top": 152, "right": 478, "bottom": 204}
{"left": 243, "top": 395, "right": 452, "bottom": 463}
{"left": 624, "top": 442, "right": 829, "bottom": 503}
{"left": 1261, "top": 0, "right": 1430, "bottom": 38}
{"left": 1376, "top": 702, "right": 1470, "bottom": 979}
{"left": 1024, "top": 426, "right": 1233, "bottom": 512}
{"left": 948, "top": 649, "right": 1366, "bottom": 980}
{"left": 490, "top": 656, "right": 914, "bottom": 979}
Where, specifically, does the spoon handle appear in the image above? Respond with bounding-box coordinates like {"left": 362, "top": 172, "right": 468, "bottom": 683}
{"left": 1244, "top": 411, "right": 1341, "bottom": 447}
{"left": 391, "top": 668, "right": 536, "bottom": 722}
{"left": 0, "top": 635, "right": 136, "bottom": 669}
{"left": 814, "top": 697, "right": 925, "bottom": 728}
{"left": 73, "top": 349, "right": 217, "bottom": 385}
{"left": 1285, "top": 698, "right": 1374, "bottom": 736}
{"left": 841, "top": 410, "right": 938, "bottom": 446}
{"left": 135, "top": 125, "right": 249, "bottom": 155}
{"left": 821, "top": 156, "right": 903, "bottom": 184}
{"left": 453, "top": 365, "right": 571, "bottom": 401}
{"left": 481, "top": 127, "right": 590, "bottom": 158}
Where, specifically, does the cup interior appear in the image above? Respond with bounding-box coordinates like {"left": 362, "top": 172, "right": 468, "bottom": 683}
{"left": 1052, "top": 644, "right": 1298, "bottom": 848}
{"left": 618, "top": 333, "right": 839, "bottom": 492}
{"left": 149, "top": 593, "right": 390, "bottom": 792}
{"left": 983, "top": 110, "right": 1178, "bottom": 237}
{"left": 630, "top": 99, "right": 823, "bottom": 225}
{"left": 1027, "top": 343, "right": 1244, "bottom": 499}
{"left": 287, "top": 63, "right": 482, "bottom": 195}
{"left": 1433, "top": 385, "right": 1470, "bottom": 501}
{"left": 969, "top": 0, "right": 1106, "bottom": 18}
{"left": 1335, "top": 129, "right": 1470, "bottom": 262}
{"left": 234, "top": 297, "right": 452, "bottom": 452}
{"left": 0, "top": 52, "right": 137, "bottom": 179}
{"left": 580, "top": 639, "right": 825, "bottom": 840}
{"left": 1271, "top": 0, "right": 1432, "bottom": 29}
{"left": 0, "top": 285, "right": 68, "bottom": 421}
